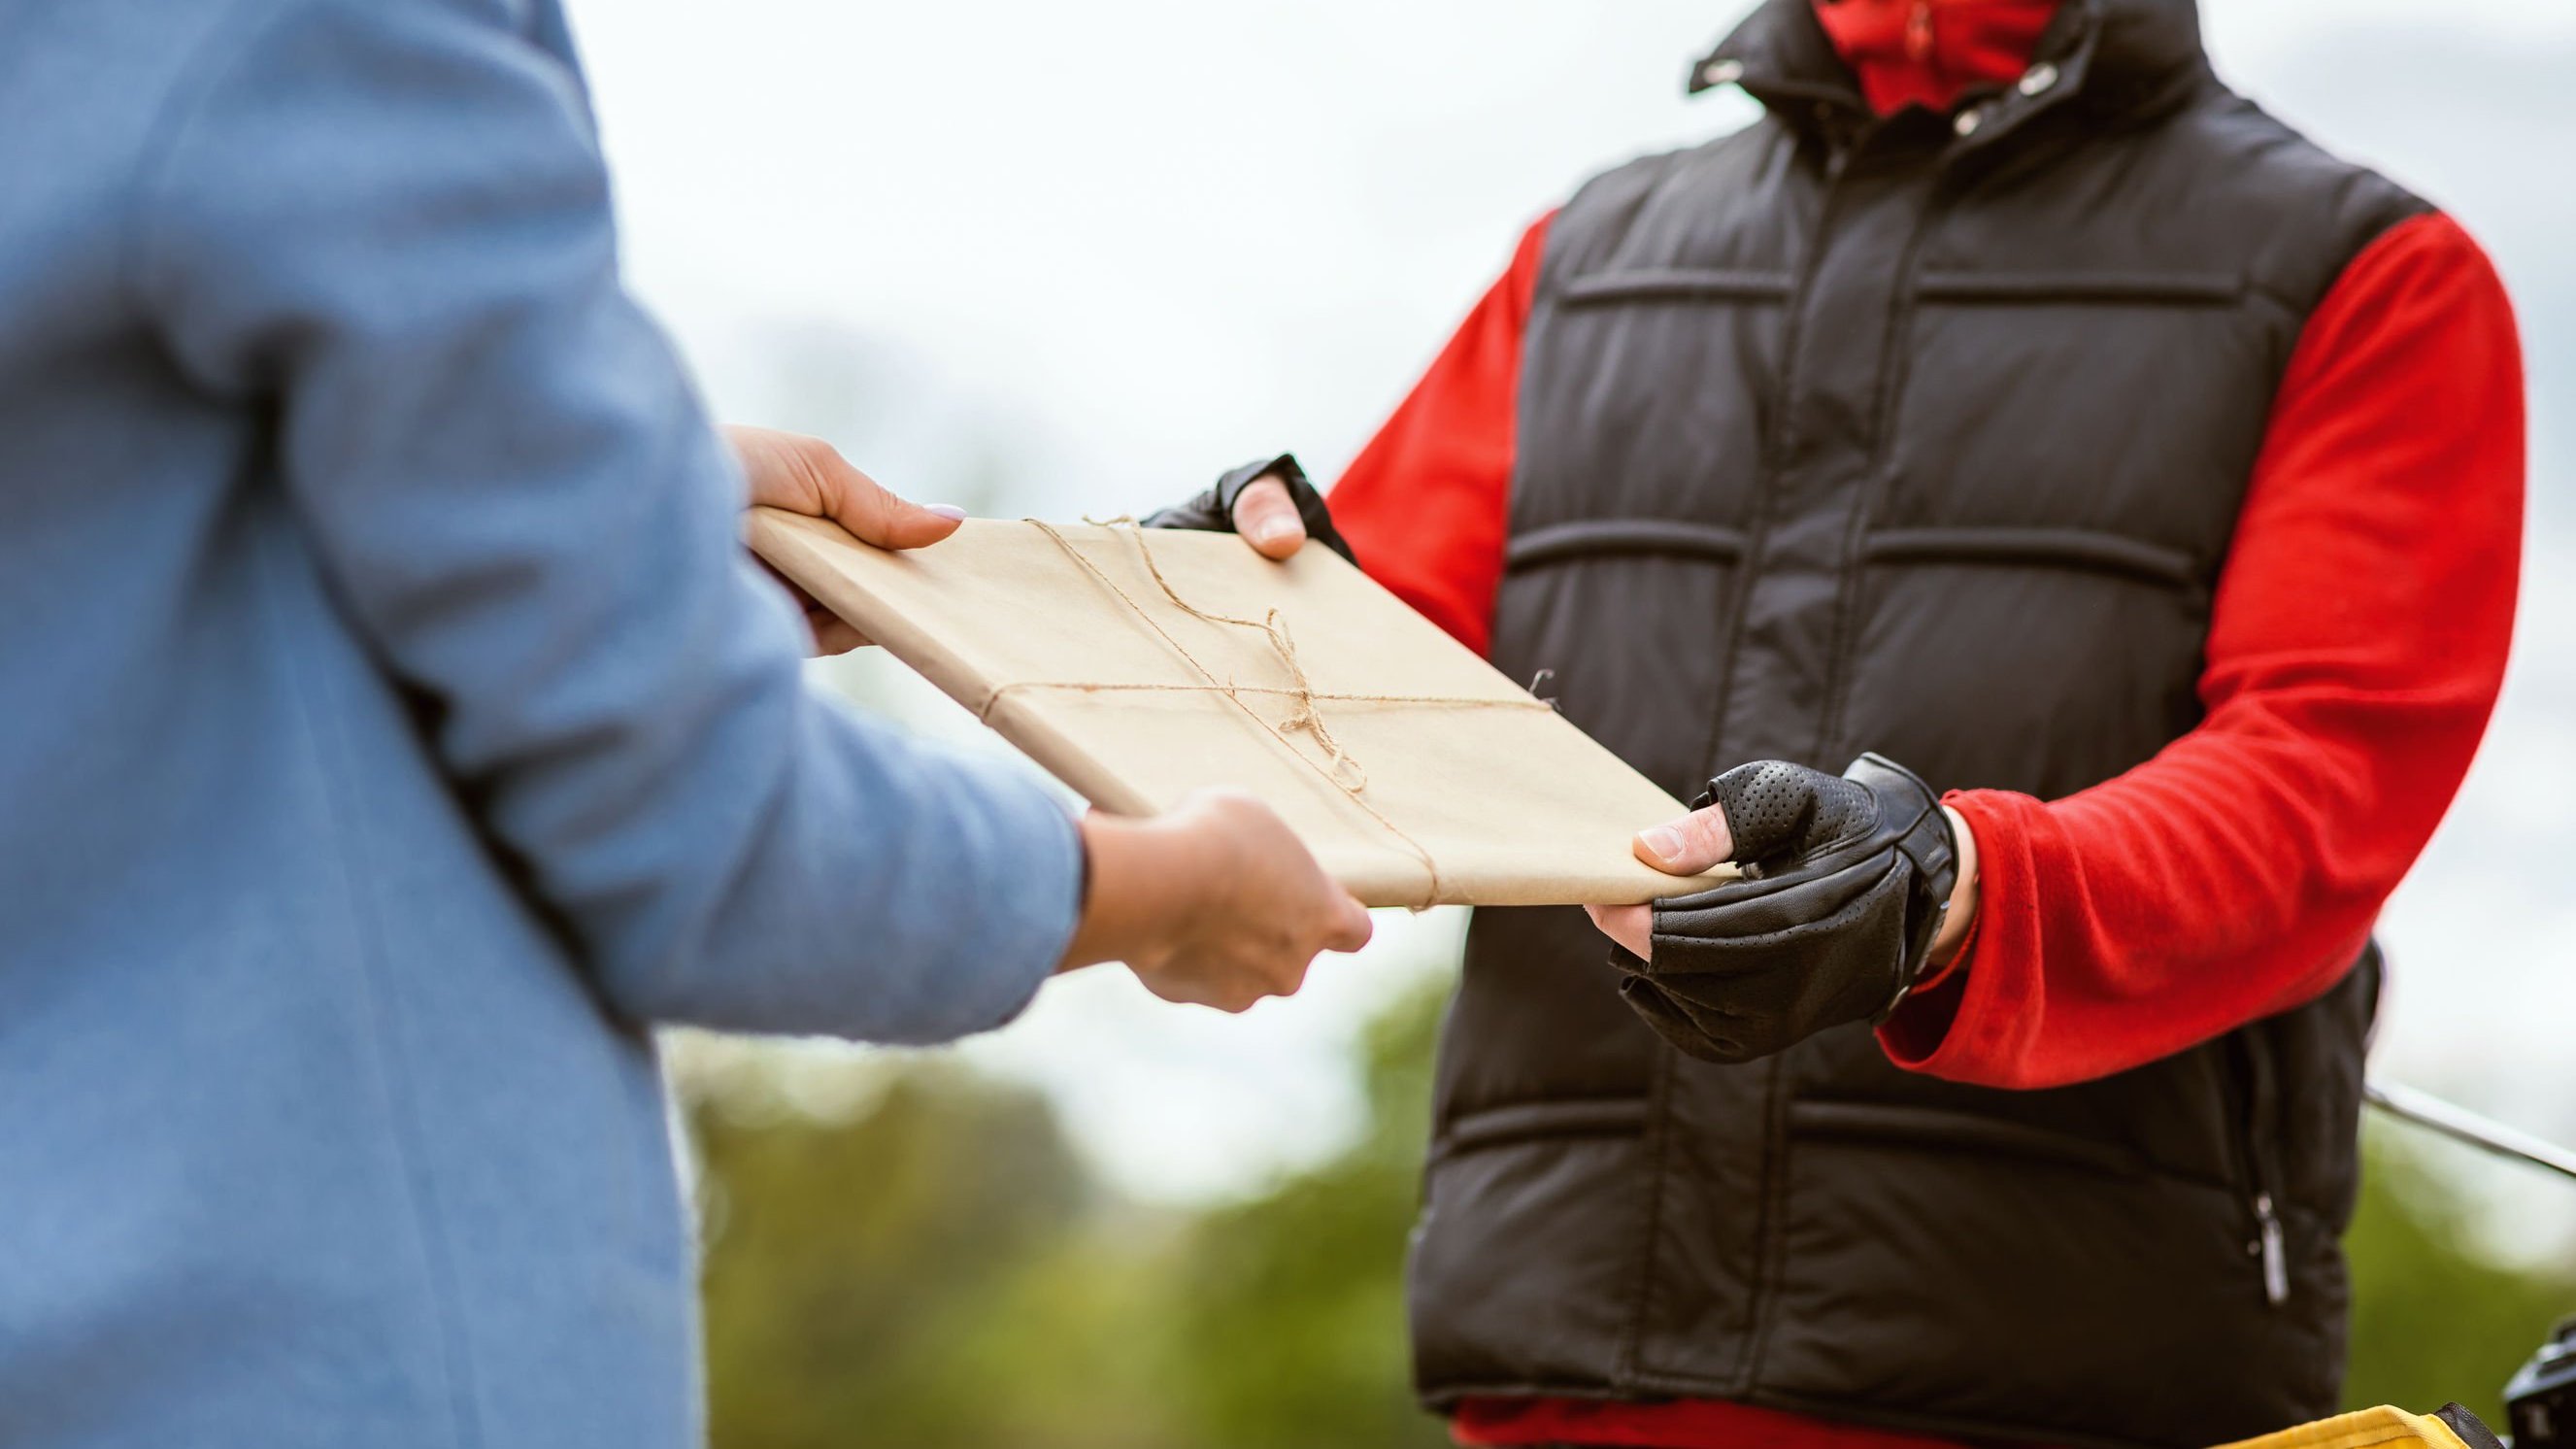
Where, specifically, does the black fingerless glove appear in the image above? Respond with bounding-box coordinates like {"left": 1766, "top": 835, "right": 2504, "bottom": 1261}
{"left": 1614, "top": 754, "right": 1959, "bottom": 1065}
{"left": 1141, "top": 454, "right": 1356, "bottom": 565}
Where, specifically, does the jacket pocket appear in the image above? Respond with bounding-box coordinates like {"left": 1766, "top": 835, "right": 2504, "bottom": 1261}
{"left": 1561, "top": 268, "right": 1795, "bottom": 307}
{"left": 1785, "top": 1099, "right": 2150, "bottom": 1178}
{"left": 2229, "top": 1029, "right": 2292, "bottom": 1308}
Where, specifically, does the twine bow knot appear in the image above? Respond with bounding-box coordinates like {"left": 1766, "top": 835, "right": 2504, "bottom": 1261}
{"left": 989, "top": 517, "right": 1551, "bottom": 909}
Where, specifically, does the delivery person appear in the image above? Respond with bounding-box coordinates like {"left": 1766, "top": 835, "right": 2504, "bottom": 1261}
{"left": 1156, "top": 0, "right": 2526, "bottom": 1444}
{"left": 0, "top": 3, "right": 1371, "bottom": 1446}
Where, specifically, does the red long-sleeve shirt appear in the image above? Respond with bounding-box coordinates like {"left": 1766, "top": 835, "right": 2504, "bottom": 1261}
{"left": 1329, "top": 25, "right": 2522, "bottom": 1446}
{"left": 1336, "top": 126, "right": 2521, "bottom": 1098}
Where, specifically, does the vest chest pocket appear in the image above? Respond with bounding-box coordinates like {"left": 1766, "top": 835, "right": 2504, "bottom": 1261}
{"left": 1910, "top": 270, "right": 2245, "bottom": 307}
{"left": 1517, "top": 268, "right": 1793, "bottom": 530}
{"left": 1825, "top": 527, "right": 2212, "bottom": 798}
{"left": 1561, "top": 269, "right": 1795, "bottom": 306}
{"left": 1491, "top": 520, "right": 1750, "bottom": 801}
{"left": 1888, "top": 271, "right": 2279, "bottom": 546}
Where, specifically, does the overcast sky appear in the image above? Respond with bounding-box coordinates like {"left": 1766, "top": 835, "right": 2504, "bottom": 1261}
{"left": 573, "top": 1, "right": 2576, "bottom": 1224}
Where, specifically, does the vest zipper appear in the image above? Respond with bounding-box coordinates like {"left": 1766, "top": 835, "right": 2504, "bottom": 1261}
{"left": 2231, "top": 1032, "right": 2291, "bottom": 1307}
{"left": 1810, "top": 138, "right": 1970, "bottom": 764}
{"left": 1695, "top": 127, "right": 1856, "bottom": 778}
{"left": 2254, "top": 1192, "right": 2289, "bottom": 1307}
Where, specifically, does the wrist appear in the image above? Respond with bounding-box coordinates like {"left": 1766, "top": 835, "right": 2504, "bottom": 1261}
{"left": 1060, "top": 814, "right": 1154, "bottom": 972}
{"left": 1059, "top": 811, "right": 1222, "bottom": 973}
{"left": 1924, "top": 803, "right": 1981, "bottom": 969}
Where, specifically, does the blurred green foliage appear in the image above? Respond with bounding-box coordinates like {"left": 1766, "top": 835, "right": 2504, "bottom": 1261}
{"left": 688, "top": 993, "right": 2573, "bottom": 1448}
{"left": 690, "top": 993, "right": 1451, "bottom": 1449}
{"left": 2342, "top": 1129, "right": 2576, "bottom": 1425}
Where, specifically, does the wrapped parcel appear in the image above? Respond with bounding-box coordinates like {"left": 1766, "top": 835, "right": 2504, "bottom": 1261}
{"left": 750, "top": 509, "right": 1731, "bottom": 909}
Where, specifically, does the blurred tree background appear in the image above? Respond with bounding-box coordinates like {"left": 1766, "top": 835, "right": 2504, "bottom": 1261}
{"left": 680, "top": 987, "right": 2573, "bottom": 1448}
{"left": 2342, "top": 1135, "right": 2576, "bottom": 1425}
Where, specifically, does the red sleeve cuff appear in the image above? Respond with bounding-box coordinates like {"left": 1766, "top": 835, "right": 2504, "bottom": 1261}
{"left": 1877, "top": 789, "right": 2041, "bottom": 1084}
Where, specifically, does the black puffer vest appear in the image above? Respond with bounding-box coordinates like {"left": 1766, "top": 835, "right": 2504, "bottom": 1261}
{"left": 1405, "top": 4, "right": 2417, "bottom": 1445}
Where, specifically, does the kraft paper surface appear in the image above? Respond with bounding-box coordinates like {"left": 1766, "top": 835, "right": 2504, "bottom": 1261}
{"left": 748, "top": 508, "right": 1734, "bottom": 909}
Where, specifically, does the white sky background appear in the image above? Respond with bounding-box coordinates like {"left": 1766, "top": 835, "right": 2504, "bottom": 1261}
{"left": 579, "top": 2, "right": 2576, "bottom": 1223}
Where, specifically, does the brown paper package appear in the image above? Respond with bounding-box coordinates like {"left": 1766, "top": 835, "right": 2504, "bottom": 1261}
{"left": 749, "top": 508, "right": 1733, "bottom": 910}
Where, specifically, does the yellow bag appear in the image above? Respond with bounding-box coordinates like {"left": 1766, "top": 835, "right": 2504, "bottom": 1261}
{"left": 2212, "top": 1404, "right": 2503, "bottom": 1449}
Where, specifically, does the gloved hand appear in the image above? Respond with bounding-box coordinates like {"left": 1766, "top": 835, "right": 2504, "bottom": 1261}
{"left": 1143, "top": 454, "right": 1356, "bottom": 565}
{"left": 1589, "top": 755, "right": 1963, "bottom": 1064}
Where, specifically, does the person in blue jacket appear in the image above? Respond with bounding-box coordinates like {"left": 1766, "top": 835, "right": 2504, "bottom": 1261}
{"left": 0, "top": 3, "right": 1372, "bottom": 1446}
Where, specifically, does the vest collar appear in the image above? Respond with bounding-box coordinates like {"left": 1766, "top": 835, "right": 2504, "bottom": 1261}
{"left": 1689, "top": 0, "right": 2206, "bottom": 151}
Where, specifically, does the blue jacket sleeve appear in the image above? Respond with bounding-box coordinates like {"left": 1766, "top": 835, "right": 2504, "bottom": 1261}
{"left": 128, "top": 0, "right": 1081, "bottom": 1043}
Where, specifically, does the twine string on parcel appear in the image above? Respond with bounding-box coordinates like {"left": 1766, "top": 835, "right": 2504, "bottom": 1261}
{"left": 988, "top": 517, "right": 1554, "bottom": 910}
{"left": 743, "top": 503, "right": 1734, "bottom": 907}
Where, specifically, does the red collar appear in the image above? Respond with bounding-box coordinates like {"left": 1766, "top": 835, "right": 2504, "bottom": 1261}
{"left": 1809, "top": 0, "right": 2061, "bottom": 116}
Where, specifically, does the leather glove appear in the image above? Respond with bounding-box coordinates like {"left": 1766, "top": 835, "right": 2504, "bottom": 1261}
{"left": 1141, "top": 454, "right": 1356, "bottom": 565}
{"left": 1614, "top": 754, "right": 1959, "bottom": 1065}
